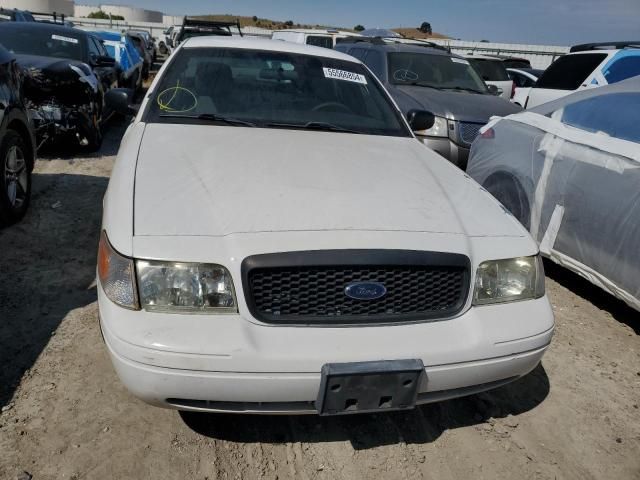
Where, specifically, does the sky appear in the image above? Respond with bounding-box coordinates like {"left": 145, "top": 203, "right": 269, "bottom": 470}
{"left": 81, "top": 0, "right": 640, "bottom": 46}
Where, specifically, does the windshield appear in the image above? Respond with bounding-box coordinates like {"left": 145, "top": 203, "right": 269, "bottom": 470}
{"left": 0, "top": 27, "right": 84, "bottom": 61}
{"left": 467, "top": 58, "right": 510, "bottom": 81}
{"left": 145, "top": 47, "right": 410, "bottom": 137}
{"left": 387, "top": 52, "right": 488, "bottom": 92}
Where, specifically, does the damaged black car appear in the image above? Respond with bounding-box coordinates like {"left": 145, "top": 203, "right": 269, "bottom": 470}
{"left": 0, "top": 44, "right": 36, "bottom": 226}
{"left": 0, "top": 22, "right": 118, "bottom": 151}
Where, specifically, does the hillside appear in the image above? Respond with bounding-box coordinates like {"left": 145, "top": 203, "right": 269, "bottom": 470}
{"left": 391, "top": 28, "right": 449, "bottom": 39}
{"left": 195, "top": 15, "right": 450, "bottom": 39}
{"left": 196, "top": 14, "right": 340, "bottom": 31}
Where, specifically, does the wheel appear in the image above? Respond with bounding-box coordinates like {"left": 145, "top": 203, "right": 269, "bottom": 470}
{"left": 483, "top": 172, "right": 531, "bottom": 229}
{"left": 159, "top": 42, "right": 168, "bottom": 55}
{"left": 0, "top": 129, "right": 31, "bottom": 226}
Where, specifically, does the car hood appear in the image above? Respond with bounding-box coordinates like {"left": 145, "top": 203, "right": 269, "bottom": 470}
{"left": 16, "top": 54, "right": 96, "bottom": 103}
{"left": 133, "top": 124, "right": 525, "bottom": 238}
{"left": 391, "top": 85, "right": 521, "bottom": 123}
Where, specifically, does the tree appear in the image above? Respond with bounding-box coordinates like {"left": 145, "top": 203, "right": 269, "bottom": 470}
{"left": 87, "top": 10, "right": 124, "bottom": 20}
{"left": 284, "top": 20, "right": 294, "bottom": 27}
{"left": 354, "top": 24, "right": 365, "bottom": 32}
{"left": 418, "top": 21, "right": 432, "bottom": 34}
{"left": 252, "top": 15, "right": 258, "bottom": 22}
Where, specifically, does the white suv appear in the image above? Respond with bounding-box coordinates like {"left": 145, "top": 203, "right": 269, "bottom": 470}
{"left": 526, "top": 42, "right": 640, "bottom": 108}
{"left": 99, "top": 36, "right": 554, "bottom": 416}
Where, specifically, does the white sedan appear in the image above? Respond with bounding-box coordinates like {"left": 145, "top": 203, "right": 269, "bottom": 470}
{"left": 98, "top": 36, "right": 554, "bottom": 415}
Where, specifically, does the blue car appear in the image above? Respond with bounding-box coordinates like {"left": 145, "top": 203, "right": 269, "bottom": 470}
{"left": 93, "top": 31, "right": 143, "bottom": 92}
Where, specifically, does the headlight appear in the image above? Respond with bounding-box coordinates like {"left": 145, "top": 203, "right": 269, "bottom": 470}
{"left": 98, "top": 231, "right": 139, "bottom": 309}
{"left": 473, "top": 256, "right": 545, "bottom": 305}
{"left": 136, "top": 260, "right": 237, "bottom": 313}
{"left": 415, "top": 115, "right": 448, "bottom": 138}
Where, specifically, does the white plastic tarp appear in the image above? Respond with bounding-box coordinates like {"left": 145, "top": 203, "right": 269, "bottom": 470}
{"left": 467, "top": 77, "right": 640, "bottom": 311}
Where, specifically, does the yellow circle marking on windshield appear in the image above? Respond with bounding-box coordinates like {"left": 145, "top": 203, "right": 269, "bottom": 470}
{"left": 157, "top": 81, "right": 198, "bottom": 113}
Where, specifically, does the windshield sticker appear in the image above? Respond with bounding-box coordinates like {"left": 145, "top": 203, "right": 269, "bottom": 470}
{"left": 323, "top": 68, "right": 367, "bottom": 84}
{"left": 393, "top": 69, "right": 419, "bottom": 82}
{"left": 52, "top": 34, "right": 79, "bottom": 44}
{"left": 451, "top": 58, "right": 470, "bottom": 65}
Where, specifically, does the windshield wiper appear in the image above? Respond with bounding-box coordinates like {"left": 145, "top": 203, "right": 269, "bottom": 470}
{"left": 266, "top": 121, "right": 362, "bottom": 134}
{"left": 158, "top": 113, "right": 257, "bottom": 127}
{"left": 404, "top": 82, "right": 445, "bottom": 90}
{"left": 445, "top": 86, "right": 485, "bottom": 94}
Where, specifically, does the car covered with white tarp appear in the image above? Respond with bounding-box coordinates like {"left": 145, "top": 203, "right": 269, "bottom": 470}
{"left": 467, "top": 76, "right": 640, "bottom": 311}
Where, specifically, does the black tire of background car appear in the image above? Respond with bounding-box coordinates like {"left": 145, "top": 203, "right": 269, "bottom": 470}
{"left": 483, "top": 172, "right": 531, "bottom": 229}
{"left": 77, "top": 116, "right": 103, "bottom": 153}
{"left": 0, "top": 130, "right": 31, "bottom": 227}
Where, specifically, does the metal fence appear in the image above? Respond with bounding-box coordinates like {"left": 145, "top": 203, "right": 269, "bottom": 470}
{"left": 428, "top": 39, "right": 569, "bottom": 69}
{"left": 69, "top": 18, "right": 568, "bottom": 69}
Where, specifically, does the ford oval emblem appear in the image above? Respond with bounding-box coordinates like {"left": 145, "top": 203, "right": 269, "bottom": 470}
{"left": 345, "top": 282, "right": 387, "bottom": 300}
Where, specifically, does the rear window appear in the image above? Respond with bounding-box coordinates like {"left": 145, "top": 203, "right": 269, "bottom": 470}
{"left": 557, "top": 92, "right": 640, "bottom": 144}
{"left": 536, "top": 53, "right": 607, "bottom": 90}
{"left": 306, "top": 35, "right": 332, "bottom": 49}
{"left": 467, "top": 58, "right": 509, "bottom": 81}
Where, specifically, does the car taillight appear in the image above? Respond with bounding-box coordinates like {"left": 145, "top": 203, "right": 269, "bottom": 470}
{"left": 480, "top": 128, "right": 495, "bottom": 139}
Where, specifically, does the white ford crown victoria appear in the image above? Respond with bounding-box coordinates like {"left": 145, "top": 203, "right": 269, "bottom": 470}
{"left": 98, "top": 36, "right": 554, "bottom": 415}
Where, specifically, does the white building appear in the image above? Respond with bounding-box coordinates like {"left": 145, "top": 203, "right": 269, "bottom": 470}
{"left": 100, "top": 4, "right": 162, "bottom": 22}
{"left": 0, "top": 0, "right": 74, "bottom": 15}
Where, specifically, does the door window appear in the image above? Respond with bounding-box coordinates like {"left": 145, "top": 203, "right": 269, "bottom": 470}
{"left": 603, "top": 53, "right": 640, "bottom": 84}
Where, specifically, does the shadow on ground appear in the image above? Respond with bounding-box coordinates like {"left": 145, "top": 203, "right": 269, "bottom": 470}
{"left": 0, "top": 171, "right": 109, "bottom": 407}
{"left": 543, "top": 259, "right": 639, "bottom": 335}
{"left": 181, "top": 363, "right": 549, "bottom": 449}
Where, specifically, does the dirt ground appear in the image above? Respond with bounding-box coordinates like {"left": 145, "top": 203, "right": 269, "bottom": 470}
{"left": 0, "top": 117, "right": 639, "bottom": 480}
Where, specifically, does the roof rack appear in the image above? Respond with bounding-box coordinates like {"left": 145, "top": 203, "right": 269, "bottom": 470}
{"left": 181, "top": 16, "right": 243, "bottom": 36}
{"left": 336, "top": 35, "right": 449, "bottom": 51}
{"left": 31, "top": 11, "right": 67, "bottom": 24}
{"left": 570, "top": 41, "right": 640, "bottom": 52}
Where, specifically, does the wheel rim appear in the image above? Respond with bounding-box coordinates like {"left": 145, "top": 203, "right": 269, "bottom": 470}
{"left": 5, "top": 145, "right": 27, "bottom": 208}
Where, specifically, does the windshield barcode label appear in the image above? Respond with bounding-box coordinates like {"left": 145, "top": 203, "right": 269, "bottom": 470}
{"left": 323, "top": 68, "right": 367, "bottom": 84}
{"left": 51, "top": 34, "right": 79, "bottom": 44}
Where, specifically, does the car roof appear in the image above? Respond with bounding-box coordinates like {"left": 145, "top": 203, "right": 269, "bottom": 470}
{"left": 182, "top": 36, "right": 359, "bottom": 62}
{"left": 338, "top": 39, "right": 453, "bottom": 57}
{"left": 0, "top": 20, "right": 83, "bottom": 35}
{"left": 464, "top": 54, "right": 502, "bottom": 61}
{"left": 273, "top": 28, "right": 350, "bottom": 35}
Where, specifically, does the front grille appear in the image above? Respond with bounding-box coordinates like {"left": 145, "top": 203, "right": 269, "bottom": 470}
{"left": 242, "top": 250, "right": 470, "bottom": 325}
{"left": 459, "top": 122, "right": 484, "bottom": 145}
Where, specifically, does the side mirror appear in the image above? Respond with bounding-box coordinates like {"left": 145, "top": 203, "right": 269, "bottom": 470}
{"left": 487, "top": 84, "right": 502, "bottom": 96}
{"left": 96, "top": 55, "right": 116, "bottom": 67}
{"left": 407, "top": 109, "right": 435, "bottom": 132}
{"left": 105, "top": 88, "right": 137, "bottom": 116}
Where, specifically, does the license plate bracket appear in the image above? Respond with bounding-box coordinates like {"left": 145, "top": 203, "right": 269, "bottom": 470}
{"left": 316, "top": 359, "right": 424, "bottom": 416}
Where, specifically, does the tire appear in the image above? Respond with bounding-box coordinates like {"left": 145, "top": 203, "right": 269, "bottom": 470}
{"left": 0, "top": 129, "right": 31, "bottom": 227}
{"left": 483, "top": 172, "right": 531, "bottom": 229}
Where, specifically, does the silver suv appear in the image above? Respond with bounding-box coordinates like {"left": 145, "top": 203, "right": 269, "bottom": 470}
{"left": 336, "top": 37, "right": 521, "bottom": 169}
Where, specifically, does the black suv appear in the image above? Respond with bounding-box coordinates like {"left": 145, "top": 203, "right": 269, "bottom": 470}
{"left": 0, "top": 22, "right": 118, "bottom": 151}
{"left": 336, "top": 37, "right": 521, "bottom": 169}
{"left": 0, "top": 45, "right": 36, "bottom": 226}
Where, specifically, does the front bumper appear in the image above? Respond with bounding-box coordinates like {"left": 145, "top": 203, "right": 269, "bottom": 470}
{"left": 418, "top": 136, "right": 470, "bottom": 170}
{"left": 99, "top": 285, "right": 554, "bottom": 414}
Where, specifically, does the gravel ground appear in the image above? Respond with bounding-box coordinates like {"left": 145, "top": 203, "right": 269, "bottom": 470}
{"left": 0, "top": 117, "right": 639, "bottom": 480}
